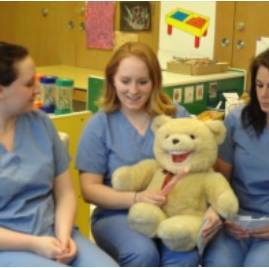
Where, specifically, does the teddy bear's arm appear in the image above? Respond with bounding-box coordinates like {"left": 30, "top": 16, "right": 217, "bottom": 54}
{"left": 112, "top": 159, "right": 158, "bottom": 191}
{"left": 204, "top": 172, "right": 239, "bottom": 219}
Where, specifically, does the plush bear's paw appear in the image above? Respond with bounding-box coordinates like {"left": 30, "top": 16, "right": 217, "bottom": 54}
{"left": 216, "top": 191, "right": 239, "bottom": 219}
{"left": 157, "top": 222, "right": 196, "bottom": 252}
{"left": 128, "top": 203, "right": 166, "bottom": 237}
{"left": 112, "top": 167, "right": 133, "bottom": 191}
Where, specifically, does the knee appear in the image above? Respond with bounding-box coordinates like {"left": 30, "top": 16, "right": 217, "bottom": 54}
{"left": 120, "top": 246, "right": 160, "bottom": 267}
{"left": 178, "top": 252, "right": 200, "bottom": 267}
{"left": 163, "top": 250, "right": 200, "bottom": 267}
{"left": 202, "top": 253, "right": 233, "bottom": 267}
{"left": 244, "top": 257, "right": 269, "bottom": 267}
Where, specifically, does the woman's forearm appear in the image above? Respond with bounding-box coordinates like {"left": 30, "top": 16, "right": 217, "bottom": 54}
{"left": 0, "top": 227, "right": 37, "bottom": 251}
{"left": 54, "top": 189, "right": 77, "bottom": 240}
{"left": 53, "top": 170, "right": 77, "bottom": 241}
{"left": 82, "top": 183, "right": 135, "bottom": 209}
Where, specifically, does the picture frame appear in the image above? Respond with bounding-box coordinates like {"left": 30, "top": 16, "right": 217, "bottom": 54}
{"left": 120, "top": 1, "right": 151, "bottom": 32}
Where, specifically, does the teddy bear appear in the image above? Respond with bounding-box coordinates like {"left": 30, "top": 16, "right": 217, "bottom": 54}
{"left": 112, "top": 115, "right": 239, "bottom": 252}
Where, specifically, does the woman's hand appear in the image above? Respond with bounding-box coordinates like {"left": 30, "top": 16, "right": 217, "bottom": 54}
{"left": 248, "top": 225, "right": 269, "bottom": 239}
{"left": 134, "top": 169, "right": 189, "bottom": 207}
{"left": 202, "top": 207, "right": 223, "bottom": 242}
{"left": 225, "top": 220, "right": 249, "bottom": 240}
{"left": 135, "top": 191, "right": 166, "bottom": 206}
{"left": 32, "top": 236, "right": 64, "bottom": 259}
{"left": 56, "top": 237, "right": 77, "bottom": 264}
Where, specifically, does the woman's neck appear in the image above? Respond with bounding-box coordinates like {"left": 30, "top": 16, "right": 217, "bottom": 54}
{"left": 0, "top": 115, "right": 16, "bottom": 134}
{"left": 121, "top": 107, "right": 148, "bottom": 119}
{"left": 121, "top": 108, "right": 151, "bottom": 135}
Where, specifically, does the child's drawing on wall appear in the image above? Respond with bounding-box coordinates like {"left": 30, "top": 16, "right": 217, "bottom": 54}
{"left": 120, "top": 1, "right": 151, "bottom": 31}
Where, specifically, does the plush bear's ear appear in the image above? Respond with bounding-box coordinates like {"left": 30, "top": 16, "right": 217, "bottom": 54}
{"left": 151, "top": 115, "right": 171, "bottom": 133}
{"left": 204, "top": 120, "right": 226, "bottom": 145}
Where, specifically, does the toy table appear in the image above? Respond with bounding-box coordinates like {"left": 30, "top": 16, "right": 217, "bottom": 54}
{"left": 165, "top": 8, "right": 209, "bottom": 48}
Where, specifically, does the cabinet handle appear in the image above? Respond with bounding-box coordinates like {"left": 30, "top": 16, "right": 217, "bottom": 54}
{"left": 221, "top": 38, "right": 230, "bottom": 48}
{"left": 79, "top": 22, "right": 85, "bottom": 31}
{"left": 236, "top": 40, "right": 245, "bottom": 49}
{"left": 67, "top": 20, "right": 75, "bottom": 30}
{"left": 235, "top": 21, "right": 245, "bottom": 32}
{"left": 41, "top": 8, "right": 49, "bottom": 17}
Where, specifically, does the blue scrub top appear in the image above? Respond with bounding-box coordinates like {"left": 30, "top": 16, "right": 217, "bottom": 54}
{"left": 219, "top": 106, "right": 269, "bottom": 217}
{"left": 0, "top": 110, "right": 69, "bottom": 235}
{"left": 76, "top": 105, "right": 189, "bottom": 220}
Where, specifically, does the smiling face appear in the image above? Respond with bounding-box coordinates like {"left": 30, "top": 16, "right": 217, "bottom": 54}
{"left": 153, "top": 118, "right": 220, "bottom": 174}
{"left": 113, "top": 56, "right": 153, "bottom": 114}
{"left": 0, "top": 56, "right": 39, "bottom": 116}
{"left": 256, "top": 65, "right": 269, "bottom": 116}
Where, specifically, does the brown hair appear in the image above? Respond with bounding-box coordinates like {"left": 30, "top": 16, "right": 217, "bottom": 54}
{"left": 98, "top": 42, "right": 176, "bottom": 116}
{"left": 242, "top": 48, "right": 269, "bottom": 136}
{"left": 0, "top": 41, "right": 29, "bottom": 86}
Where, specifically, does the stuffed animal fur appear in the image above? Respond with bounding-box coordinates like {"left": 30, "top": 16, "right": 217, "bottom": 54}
{"left": 112, "top": 116, "right": 239, "bottom": 251}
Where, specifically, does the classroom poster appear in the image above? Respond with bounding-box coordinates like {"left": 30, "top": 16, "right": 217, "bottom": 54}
{"left": 85, "top": 1, "right": 115, "bottom": 49}
{"left": 158, "top": 2, "right": 216, "bottom": 69}
{"left": 184, "top": 86, "right": 194, "bottom": 104}
{"left": 195, "top": 84, "right": 204, "bottom": 101}
{"left": 209, "top": 82, "right": 217, "bottom": 99}
{"left": 173, "top": 87, "right": 183, "bottom": 104}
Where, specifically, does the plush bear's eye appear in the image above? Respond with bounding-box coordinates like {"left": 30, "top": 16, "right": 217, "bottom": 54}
{"left": 165, "top": 134, "right": 170, "bottom": 139}
{"left": 190, "top": 134, "right": 196, "bottom": 140}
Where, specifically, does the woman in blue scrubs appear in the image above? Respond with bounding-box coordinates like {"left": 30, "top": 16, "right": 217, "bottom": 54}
{"left": 0, "top": 42, "right": 117, "bottom": 267}
{"left": 76, "top": 42, "right": 222, "bottom": 267}
{"left": 203, "top": 49, "right": 269, "bottom": 266}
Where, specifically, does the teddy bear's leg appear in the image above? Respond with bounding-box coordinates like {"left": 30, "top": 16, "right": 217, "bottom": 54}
{"left": 157, "top": 215, "right": 203, "bottom": 252}
{"left": 128, "top": 203, "right": 167, "bottom": 237}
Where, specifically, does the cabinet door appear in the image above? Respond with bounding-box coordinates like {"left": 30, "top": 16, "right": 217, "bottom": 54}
{"left": 1, "top": 2, "right": 44, "bottom": 61}
{"left": 232, "top": 2, "right": 269, "bottom": 69}
{"left": 0, "top": 2, "right": 17, "bottom": 42}
{"left": 53, "top": 2, "right": 77, "bottom": 66}
{"left": 215, "top": 1, "right": 269, "bottom": 70}
{"left": 0, "top": 2, "right": 76, "bottom": 66}
{"left": 32, "top": 2, "right": 76, "bottom": 65}
{"left": 214, "top": 1, "right": 235, "bottom": 64}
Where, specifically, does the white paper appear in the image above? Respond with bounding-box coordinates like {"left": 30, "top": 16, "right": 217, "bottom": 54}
{"left": 233, "top": 215, "right": 269, "bottom": 230}
{"left": 197, "top": 219, "right": 209, "bottom": 255}
{"left": 223, "top": 92, "right": 239, "bottom": 101}
{"left": 256, "top": 37, "right": 269, "bottom": 56}
{"left": 223, "top": 92, "right": 243, "bottom": 116}
{"left": 225, "top": 99, "right": 244, "bottom": 116}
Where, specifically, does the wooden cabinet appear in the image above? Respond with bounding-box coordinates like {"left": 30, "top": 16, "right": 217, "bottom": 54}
{"left": 214, "top": 2, "right": 235, "bottom": 65}
{"left": 215, "top": 1, "right": 269, "bottom": 71}
{"left": 0, "top": 2, "right": 160, "bottom": 70}
{"left": 0, "top": 2, "right": 77, "bottom": 65}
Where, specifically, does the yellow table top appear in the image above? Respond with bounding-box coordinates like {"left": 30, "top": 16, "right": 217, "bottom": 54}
{"left": 37, "top": 65, "right": 104, "bottom": 90}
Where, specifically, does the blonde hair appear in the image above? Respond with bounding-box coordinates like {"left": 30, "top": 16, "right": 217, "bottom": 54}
{"left": 98, "top": 42, "right": 176, "bottom": 116}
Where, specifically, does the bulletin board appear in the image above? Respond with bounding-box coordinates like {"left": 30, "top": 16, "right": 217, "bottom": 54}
{"left": 158, "top": 1, "right": 216, "bottom": 69}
